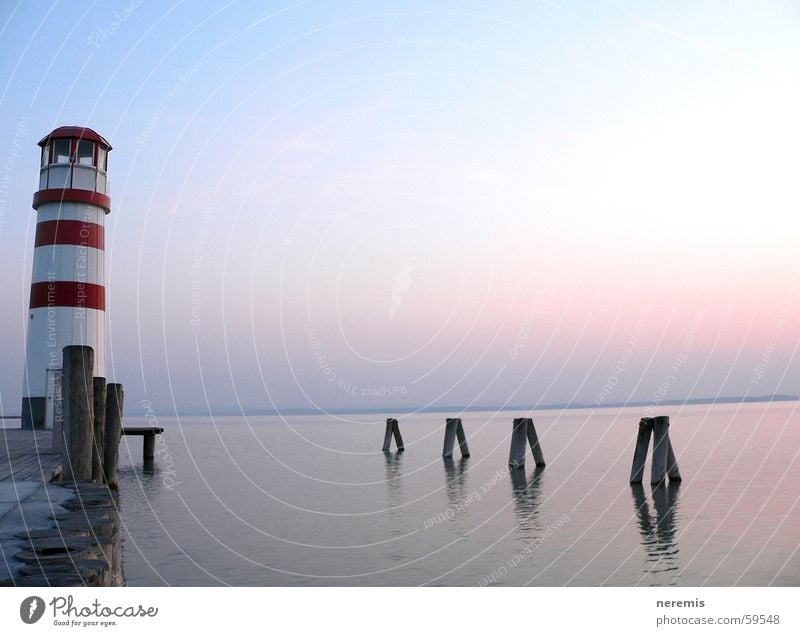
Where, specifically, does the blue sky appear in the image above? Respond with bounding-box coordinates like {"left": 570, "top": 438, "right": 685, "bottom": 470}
{"left": 1, "top": 1, "right": 799, "bottom": 415}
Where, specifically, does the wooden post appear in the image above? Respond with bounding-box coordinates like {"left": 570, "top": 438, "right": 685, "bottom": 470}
{"left": 51, "top": 371, "right": 65, "bottom": 454}
{"left": 143, "top": 433, "right": 156, "bottom": 460}
{"left": 382, "top": 418, "right": 404, "bottom": 452}
{"left": 103, "top": 384, "right": 124, "bottom": 490}
{"left": 650, "top": 415, "right": 669, "bottom": 485}
{"left": 143, "top": 432, "right": 156, "bottom": 472}
{"left": 392, "top": 419, "right": 404, "bottom": 452}
{"left": 508, "top": 418, "right": 528, "bottom": 468}
{"left": 442, "top": 418, "right": 458, "bottom": 458}
{"left": 666, "top": 437, "right": 682, "bottom": 481}
{"left": 442, "top": 418, "right": 470, "bottom": 458}
{"left": 455, "top": 419, "right": 470, "bottom": 458}
{"left": 525, "top": 419, "right": 545, "bottom": 466}
{"left": 509, "top": 418, "right": 544, "bottom": 468}
{"left": 629, "top": 418, "right": 653, "bottom": 484}
{"left": 61, "top": 346, "right": 94, "bottom": 482}
{"left": 92, "top": 377, "right": 106, "bottom": 484}
{"left": 382, "top": 419, "right": 394, "bottom": 451}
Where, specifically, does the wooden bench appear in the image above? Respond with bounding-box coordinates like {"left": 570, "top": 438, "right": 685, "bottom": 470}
{"left": 122, "top": 426, "right": 164, "bottom": 462}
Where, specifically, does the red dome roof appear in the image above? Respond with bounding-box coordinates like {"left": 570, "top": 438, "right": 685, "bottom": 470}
{"left": 38, "top": 126, "right": 112, "bottom": 150}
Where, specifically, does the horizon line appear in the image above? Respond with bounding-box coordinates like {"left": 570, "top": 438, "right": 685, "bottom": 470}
{"left": 141, "top": 393, "right": 800, "bottom": 418}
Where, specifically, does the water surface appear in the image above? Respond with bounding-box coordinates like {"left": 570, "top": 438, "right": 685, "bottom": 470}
{"left": 118, "top": 402, "right": 800, "bottom": 585}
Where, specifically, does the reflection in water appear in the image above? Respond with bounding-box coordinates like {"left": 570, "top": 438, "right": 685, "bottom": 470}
{"left": 631, "top": 482, "right": 681, "bottom": 581}
{"left": 442, "top": 457, "right": 469, "bottom": 509}
{"left": 118, "top": 463, "right": 169, "bottom": 564}
{"left": 383, "top": 451, "right": 404, "bottom": 508}
{"left": 440, "top": 457, "right": 473, "bottom": 534}
{"left": 509, "top": 466, "right": 545, "bottom": 538}
{"left": 119, "top": 465, "right": 163, "bottom": 498}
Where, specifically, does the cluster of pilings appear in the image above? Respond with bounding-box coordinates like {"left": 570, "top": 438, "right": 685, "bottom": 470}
{"left": 629, "top": 416, "right": 681, "bottom": 485}
{"left": 56, "top": 345, "right": 124, "bottom": 489}
{"left": 381, "top": 414, "right": 681, "bottom": 480}
{"left": 1, "top": 344, "right": 128, "bottom": 587}
{"left": 382, "top": 416, "right": 546, "bottom": 469}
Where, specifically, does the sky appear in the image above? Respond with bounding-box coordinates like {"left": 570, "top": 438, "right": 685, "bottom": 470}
{"left": 0, "top": 0, "right": 799, "bottom": 416}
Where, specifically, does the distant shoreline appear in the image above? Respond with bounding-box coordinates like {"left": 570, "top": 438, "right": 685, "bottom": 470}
{"left": 171, "top": 394, "right": 799, "bottom": 417}
{"left": 3, "top": 394, "right": 796, "bottom": 420}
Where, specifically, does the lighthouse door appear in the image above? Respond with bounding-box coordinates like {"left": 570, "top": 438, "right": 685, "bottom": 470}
{"left": 44, "top": 368, "right": 63, "bottom": 433}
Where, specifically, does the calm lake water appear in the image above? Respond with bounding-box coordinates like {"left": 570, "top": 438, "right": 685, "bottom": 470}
{"left": 118, "top": 402, "right": 800, "bottom": 586}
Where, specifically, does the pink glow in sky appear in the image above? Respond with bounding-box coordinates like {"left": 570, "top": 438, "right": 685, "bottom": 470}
{"left": 1, "top": 1, "right": 798, "bottom": 413}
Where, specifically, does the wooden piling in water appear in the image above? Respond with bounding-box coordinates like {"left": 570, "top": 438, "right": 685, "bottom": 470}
{"left": 92, "top": 377, "right": 106, "bottom": 484}
{"left": 61, "top": 346, "right": 94, "bottom": 482}
{"left": 509, "top": 418, "right": 545, "bottom": 468}
{"left": 382, "top": 419, "right": 394, "bottom": 451}
{"left": 442, "top": 418, "right": 457, "bottom": 458}
{"left": 525, "top": 418, "right": 545, "bottom": 466}
{"left": 51, "top": 373, "right": 65, "bottom": 455}
{"left": 382, "top": 418, "right": 404, "bottom": 452}
{"left": 103, "top": 384, "right": 124, "bottom": 490}
{"left": 629, "top": 415, "right": 681, "bottom": 484}
{"left": 442, "top": 418, "right": 470, "bottom": 458}
{"left": 650, "top": 416, "right": 669, "bottom": 485}
{"left": 666, "top": 437, "right": 682, "bottom": 481}
{"left": 629, "top": 418, "right": 654, "bottom": 484}
{"left": 392, "top": 419, "right": 404, "bottom": 452}
{"left": 121, "top": 427, "right": 164, "bottom": 468}
{"left": 455, "top": 419, "right": 470, "bottom": 458}
{"left": 508, "top": 418, "right": 528, "bottom": 468}
{"left": 143, "top": 433, "right": 156, "bottom": 460}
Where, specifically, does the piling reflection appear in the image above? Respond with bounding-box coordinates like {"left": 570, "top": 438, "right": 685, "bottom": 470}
{"left": 382, "top": 451, "right": 404, "bottom": 506}
{"left": 509, "top": 466, "right": 545, "bottom": 538}
{"left": 631, "top": 482, "right": 681, "bottom": 580}
{"left": 119, "top": 465, "right": 162, "bottom": 498}
{"left": 439, "top": 457, "right": 473, "bottom": 533}
{"left": 442, "top": 457, "right": 469, "bottom": 509}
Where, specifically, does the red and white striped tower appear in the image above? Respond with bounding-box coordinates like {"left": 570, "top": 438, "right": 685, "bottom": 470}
{"left": 21, "top": 126, "right": 112, "bottom": 430}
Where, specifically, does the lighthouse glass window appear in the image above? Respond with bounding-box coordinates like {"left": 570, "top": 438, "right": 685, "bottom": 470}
{"left": 53, "top": 139, "right": 70, "bottom": 164}
{"left": 77, "top": 140, "right": 95, "bottom": 166}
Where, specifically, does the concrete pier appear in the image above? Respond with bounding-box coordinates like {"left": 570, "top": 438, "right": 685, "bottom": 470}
{"left": 0, "top": 428, "right": 124, "bottom": 587}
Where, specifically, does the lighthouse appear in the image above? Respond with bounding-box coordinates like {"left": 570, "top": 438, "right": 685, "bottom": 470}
{"left": 21, "top": 127, "right": 111, "bottom": 430}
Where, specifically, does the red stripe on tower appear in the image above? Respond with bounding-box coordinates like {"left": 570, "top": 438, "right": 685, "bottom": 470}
{"left": 29, "top": 281, "right": 105, "bottom": 311}
{"left": 22, "top": 126, "right": 114, "bottom": 430}
{"left": 32, "top": 189, "right": 111, "bottom": 213}
{"left": 35, "top": 220, "right": 105, "bottom": 250}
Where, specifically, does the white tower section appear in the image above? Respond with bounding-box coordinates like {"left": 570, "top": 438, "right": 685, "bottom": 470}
{"left": 21, "top": 126, "right": 112, "bottom": 430}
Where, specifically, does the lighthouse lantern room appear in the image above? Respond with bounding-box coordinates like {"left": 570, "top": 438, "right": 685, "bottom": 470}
{"left": 21, "top": 126, "right": 112, "bottom": 430}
